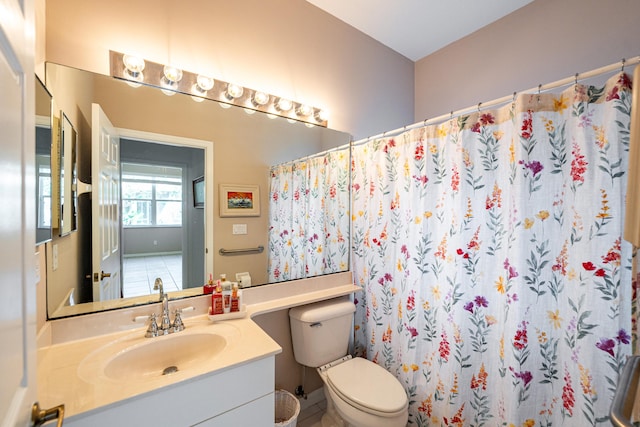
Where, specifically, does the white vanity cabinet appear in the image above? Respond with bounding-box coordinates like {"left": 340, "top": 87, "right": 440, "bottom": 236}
{"left": 64, "top": 356, "right": 275, "bottom": 427}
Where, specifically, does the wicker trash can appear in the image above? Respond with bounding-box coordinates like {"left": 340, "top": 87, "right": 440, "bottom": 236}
{"left": 274, "top": 389, "right": 300, "bottom": 427}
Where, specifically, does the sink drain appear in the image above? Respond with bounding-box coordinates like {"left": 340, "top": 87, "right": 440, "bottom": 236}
{"left": 162, "top": 365, "right": 178, "bottom": 375}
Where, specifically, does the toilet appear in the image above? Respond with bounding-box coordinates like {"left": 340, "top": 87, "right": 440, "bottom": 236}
{"left": 289, "top": 297, "right": 409, "bottom": 427}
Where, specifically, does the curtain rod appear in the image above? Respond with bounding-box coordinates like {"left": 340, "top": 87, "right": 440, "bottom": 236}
{"left": 351, "top": 56, "right": 640, "bottom": 147}
{"left": 271, "top": 141, "right": 351, "bottom": 169}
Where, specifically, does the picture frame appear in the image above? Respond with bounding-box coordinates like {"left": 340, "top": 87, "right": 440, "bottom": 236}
{"left": 193, "top": 176, "right": 205, "bottom": 208}
{"left": 219, "top": 184, "right": 260, "bottom": 217}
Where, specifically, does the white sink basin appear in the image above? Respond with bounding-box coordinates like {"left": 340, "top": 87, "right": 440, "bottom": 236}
{"left": 104, "top": 333, "right": 226, "bottom": 381}
{"left": 78, "top": 324, "right": 236, "bottom": 384}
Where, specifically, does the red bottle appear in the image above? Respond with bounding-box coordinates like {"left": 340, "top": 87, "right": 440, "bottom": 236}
{"left": 211, "top": 280, "right": 223, "bottom": 315}
{"left": 203, "top": 274, "right": 214, "bottom": 294}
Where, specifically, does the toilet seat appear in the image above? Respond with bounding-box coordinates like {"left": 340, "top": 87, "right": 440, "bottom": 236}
{"left": 324, "top": 357, "right": 407, "bottom": 416}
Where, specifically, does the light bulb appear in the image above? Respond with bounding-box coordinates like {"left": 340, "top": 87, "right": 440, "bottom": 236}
{"left": 275, "top": 98, "right": 293, "bottom": 112}
{"left": 124, "top": 70, "right": 144, "bottom": 87}
{"left": 244, "top": 108, "right": 256, "bottom": 115}
{"left": 122, "top": 54, "right": 145, "bottom": 84}
{"left": 251, "top": 91, "right": 270, "bottom": 107}
{"left": 163, "top": 65, "right": 183, "bottom": 83}
{"left": 161, "top": 78, "right": 178, "bottom": 96}
{"left": 225, "top": 83, "right": 244, "bottom": 100}
{"left": 196, "top": 75, "right": 214, "bottom": 91}
{"left": 296, "top": 104, "right": 312, "bottom": 117}
{"left": 192, "top": 76, "right": 213, "bottom": 98}
{"left": 192, "top": 84, "right": 207, "bottom": 97}
{"left": 219, "top": 102, "right": 232, "bottom": 109}
{"left": 123, "top": 55, "right": 145, "bottom": 74}
{"left": 315, "top": 109, "right": 329, "bottom": 122}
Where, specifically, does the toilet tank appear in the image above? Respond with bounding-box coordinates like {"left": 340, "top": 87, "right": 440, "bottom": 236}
{"left": 289, "top": 297, "right": 356, "bottom": 368}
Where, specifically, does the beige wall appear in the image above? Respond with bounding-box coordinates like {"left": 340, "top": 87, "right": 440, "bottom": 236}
{"left": 415, "top": 0, "right": 640, "bottom": 122}
{"left": 253, "top": 310, "right": 324, "bottom": 395}
{"left": 44, "top": 65, "right": 94, "bottom": 315}
{"left": 40, "top": 0, "right": 640, "bottom": 402}
{"left": 45, "top": 0, "right": 414, "bottom": 140}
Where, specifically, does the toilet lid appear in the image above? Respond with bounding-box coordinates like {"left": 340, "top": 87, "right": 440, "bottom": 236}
{"left": 326, "top": 357, "right": 407, "bottom": 414}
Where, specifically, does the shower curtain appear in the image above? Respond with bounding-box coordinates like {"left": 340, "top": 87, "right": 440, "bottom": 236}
{"left": 268, "top": 148, "right": 350, "bottom": 282}
{"left": 351, "top": 73, "right": 635, "bottom": 426}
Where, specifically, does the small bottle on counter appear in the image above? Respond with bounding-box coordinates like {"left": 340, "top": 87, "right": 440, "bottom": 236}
{"left": 219, "top": 274, "right": 231, "bottom": 313}
{"left": 230, "top": 282, "right": 242, "bottom": 313}
{"left": 211, "top": 279, "right": 224, "bottom": 315}
{"left": 203, "top": 274, "right": 215, "bottom": 294}
{"left": 222, "top": 282, "right": 232, "bottom": 314}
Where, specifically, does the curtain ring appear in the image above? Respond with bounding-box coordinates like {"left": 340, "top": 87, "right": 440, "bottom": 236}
{"left": 574, "top": 73, "right": 579, "bottom": 86}
{"left": 477, "top": 102, "right": 482, "bottom": 112}
{"left": 621, "top": 58, "right": 626, "bottom": 73}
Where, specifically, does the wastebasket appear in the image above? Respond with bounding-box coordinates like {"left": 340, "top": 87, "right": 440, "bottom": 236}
{"left": 274, "top": 389, "right": 300, "bottom": 427}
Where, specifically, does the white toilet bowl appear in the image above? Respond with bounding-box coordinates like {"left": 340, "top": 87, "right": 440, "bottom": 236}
{"left": 316, "top": 356, "right": 408, "bottom": 427}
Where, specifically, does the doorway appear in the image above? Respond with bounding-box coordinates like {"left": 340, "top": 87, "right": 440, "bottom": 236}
{"left": 119, "top": 137, "right": 205, "bottom": 296}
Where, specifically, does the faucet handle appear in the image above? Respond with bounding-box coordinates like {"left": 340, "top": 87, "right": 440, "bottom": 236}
{"left": 145, "top": 313, "right": 158, "bottom": 338}
{"left": 173, "top": 309, "right": 185, "bottom": 332}
{"left": 161, "top": 307, "right": 171, "bottom": 334}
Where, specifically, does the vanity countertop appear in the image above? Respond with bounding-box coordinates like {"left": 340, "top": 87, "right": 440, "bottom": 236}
{"left": 37, "top": 315, "right": 281, "bottom": 419}
{"left": 37, "top": 272, "right": 361, "bottom": 420}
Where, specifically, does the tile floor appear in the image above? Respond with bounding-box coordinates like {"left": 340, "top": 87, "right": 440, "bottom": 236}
{"left": 122, "top": 253, "right": 182, "bottom": 298}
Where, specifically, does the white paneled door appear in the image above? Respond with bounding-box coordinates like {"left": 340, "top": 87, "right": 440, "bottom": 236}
{"left": 0, "top": 0, "right": 36, "bottom": 425}
{"left": 92, "top": 104, "right": 122, "bottom": 302}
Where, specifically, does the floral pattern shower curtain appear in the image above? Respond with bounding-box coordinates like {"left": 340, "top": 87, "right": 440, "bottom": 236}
{"left": 351, "top": 73, "right": 635, "bottom": 426}
{"left": 268, "top": 148, "right": 350, "bottom": 282}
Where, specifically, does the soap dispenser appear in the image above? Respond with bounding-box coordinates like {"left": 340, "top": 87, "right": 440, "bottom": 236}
{"left": 211, "top": 279, "right": 224, "bottom": 315}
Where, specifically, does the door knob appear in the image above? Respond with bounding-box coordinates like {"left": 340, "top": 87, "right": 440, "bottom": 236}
{"left": 32, "top": 401, "right": 64, "bottom": 427}
{"left": 93, "top": 270, "right": 112, "bottom": 281}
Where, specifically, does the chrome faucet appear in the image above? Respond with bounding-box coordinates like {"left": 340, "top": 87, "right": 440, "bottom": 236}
{"left": 153, "top": 277, "right": 164, "bottom": 301}
{"left": 144, "top": 304, "right": 189, "bottom": 338}
{"left": 144, "top": 277, "right": 188, "bottom": 337}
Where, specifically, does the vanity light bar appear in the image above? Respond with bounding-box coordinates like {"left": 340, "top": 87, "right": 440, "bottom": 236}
{"left": 109, "top": 51, "right": 328, "bottom": 127}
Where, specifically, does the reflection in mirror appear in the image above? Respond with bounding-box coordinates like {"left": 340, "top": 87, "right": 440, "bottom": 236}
{"left": 44, "top": 62, "right": 351, "bottom": 319}
{"left": 58, "top": 113, "right": 77, "bottom": 236}
{"left": 35, "top": 77, "right": 53, "bottom": 245}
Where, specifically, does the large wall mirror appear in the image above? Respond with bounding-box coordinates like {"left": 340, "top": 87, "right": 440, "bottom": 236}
{"left": 44, "top": 62, "right": 351, "bottom": 319}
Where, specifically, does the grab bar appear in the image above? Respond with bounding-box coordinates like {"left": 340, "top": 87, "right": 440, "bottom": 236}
{"left": 610, "top": 355, "right": 640, "bottom": 426}
{"left": 219, "top": 245, "right": 264, "bottom": 255}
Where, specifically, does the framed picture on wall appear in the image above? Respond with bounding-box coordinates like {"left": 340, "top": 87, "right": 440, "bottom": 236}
{"left": 193, "top": 176, "right": 205, "bottom": 208}
{"left": 219, "top": 184, "right": 260, "bottom": 217}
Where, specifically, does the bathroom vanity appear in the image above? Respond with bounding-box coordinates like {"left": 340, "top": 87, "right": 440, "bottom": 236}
{"left": 37, "top": 272, "right": 360, "bottom": 426}
{"left": 38, "top": 316, "right": 280, "bottom": 426}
